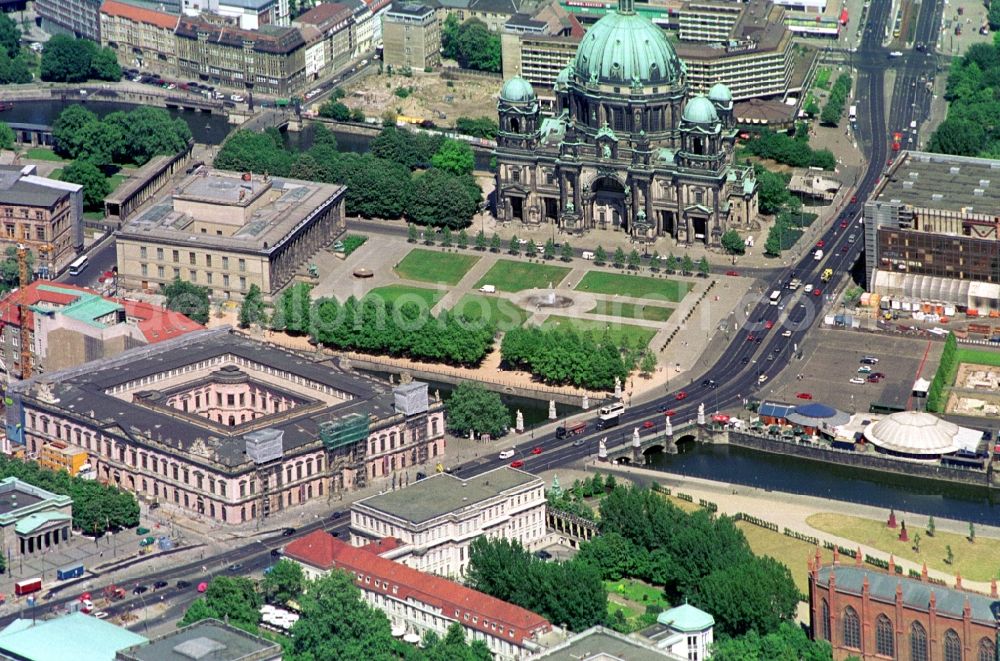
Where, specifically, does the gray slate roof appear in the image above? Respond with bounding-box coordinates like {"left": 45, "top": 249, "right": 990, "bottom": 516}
{"left": 816, "top": 566, "right": 998, "bottom": 625}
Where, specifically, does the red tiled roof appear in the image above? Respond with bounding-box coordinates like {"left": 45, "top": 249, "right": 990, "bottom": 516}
{"left": 0, "top": 281, "right": 91, "bottom": 328}
{"left": 284, "top": 532, "right": 551, "bottom": 645}
{"left": 296, "top": 2, "right": 353, "bottom": 27}
{"left": 117, "top": 299, "right": 203, "bottom": 343}
{"left": 99, "top": 0, "right": 180, "bottom": 31}
{"left": 360, "top": 536, "right": 401, "bottom": 555}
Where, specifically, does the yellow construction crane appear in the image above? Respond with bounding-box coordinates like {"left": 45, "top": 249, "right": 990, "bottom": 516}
{"left": 14, "top": 228, "right": 53, "bottom": 380}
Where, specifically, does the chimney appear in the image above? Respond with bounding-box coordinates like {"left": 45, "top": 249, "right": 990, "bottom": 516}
{"left": 833, "top": 546, "right": 839, "bottom": 565}
{"left": 888, "top": 555, "right": 895, "bottom": 575}
{"left": 955, "top": 572, "right": 962, "bottom": 589}
{"left": 855, "top": 548, "right": 862, "bottom": 567}
{"left": 921, "top": 563, "right": 928, "bottom": 582}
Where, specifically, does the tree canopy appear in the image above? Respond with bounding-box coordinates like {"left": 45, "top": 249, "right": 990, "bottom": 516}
{"left": 444, "top": 382, "right": 511, "bottom": 438}
{"left": 431, "top": 139, "right": 475, "bottom": 176}
{"left": 500, "top": 326, "right": 629, "bottom": 389}
{"left": 215, "top": 129, "right": 294, "bottom": 176}
{"left": 743, "top": 129, "right": 836, "bottom": 170}
{"left": 819, "top": 73, "right": 851, "bottom": 126}
{"left": 59, "top": 161, "right": 111, "bottom": 210}
{"left": 406, "top": 169, "right": 480, "bottom": 228}
{"left": 238, "top": 284, "right": 266, "bottom": 329}
{"left": 262, "top": 559, "right": 305, "bottom": 604}
{"left": 711, "top": 622, "right": 834, "bottom": 661}
{"left": 931, "top": 41, "right": 1000, "bottom": 157}
{"left": 41, "top": 35, "right": 120, "bottom": 83}
{"left": 180, "top": 576, "right": 261, "bottom": 631}
{"left": 163, "top": 277, "right": 211, "bottom": 325}
{"left": 441, "top": 16, "right": 501, "bottom": 72}
{"left": 52, "top": 106, "right": 190, "bottom": 166}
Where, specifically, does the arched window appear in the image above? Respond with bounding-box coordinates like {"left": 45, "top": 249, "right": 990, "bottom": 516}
{"left": 910, "top": 622, "right": 928, "bottom": 661}
{"left": 943, "top": 630, "right": 962, "bottom": 661}
{"left": 978, "top": 638, "right": 995, "bottom": 661}
{"left": 876, "top": 614, "right": 895, "bottom": 657}
{"left": 842, "top": 606, "right": 860, "bottom": 649}
{"left": 819, "top": 600, "right": 830, "bottom": 641}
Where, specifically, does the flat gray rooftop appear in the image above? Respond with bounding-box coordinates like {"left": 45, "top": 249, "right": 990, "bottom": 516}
{"left": 0, "top": 486, "right": 42, "bottom": 516}
{"left": 116, "top": 620, "right": 280, "bottom": 661}
{"left": 535, "top": 627, "right": 676, "bottom": 660}
{"left": 878, "top": 151, "right": 1000, "bottom": 214}
{"left": 356, "top": 467, "right": 539, "bottom": 524}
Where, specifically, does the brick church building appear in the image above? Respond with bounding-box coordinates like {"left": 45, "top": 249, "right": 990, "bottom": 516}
{"left": 809, "top": 548, "right": 998, "bottom": 661}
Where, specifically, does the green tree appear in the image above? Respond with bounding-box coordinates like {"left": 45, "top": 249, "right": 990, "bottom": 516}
{"left": 408, "top": 223, "right": 418, "bottom": 243}
{"left": 664, "top": 254, "right": 677, "bottom": 273}
{"left": 712, "top": 621, "right": 834, "bottom": 661}
{"left": 693, "top": 555, "right": 798, "bottom": 636}
{"left": 178, "top": 598, "right": 217, "bottom": 628}
{"left": 594, "top": 245, "right": 607, "bottom": 265}
{"left": 721, "top": 229, "right": 745, "bottom": 254}
{"left": 681, "top": 254, "right": 694, "bottom": 275}
{"left": 474, "top": 229, "right": 486, "bottom": 251}
{"left": 59, "top": 160, "right": 111, "bottom": 211}
{"left": 969, "top": 521, "right": 975, "bottom": 542}
{"left": 163, "top": 277, "right": 211, "bottom": 325}
{"left": 89, "top": 47, "right": 121, "bottom": 81}
{"left": 946, "top": 544, "right": 954, "bottom": 564}
{"left": 490, "top": 233, "right": 502, "bottom": 253}
{"left": 509, "top": 235, "right": 521, "bottom": 255}
{"left": 238, "top": 284, "right": 265, "bottom": 328}
{"left": 214, "top": 129, "right": 293, "bottom": 176}
{"left": 698, "top": 256, "right": 711, "bottom": 277}
{"left": 52, "top": 105, "right": 100, "bottom": 159}
{"left": 543, "top": 238, "right": 556, "bottom": 260}
{"left": 318, "top": 100, "right": 352, "bottom": 121}
{"left": 913, "top": 532, "right": 921, "bottom": 553}
{"left": 457, "top": 229, "right": 469, "bottom": 249}
{"left": 40, "top": 35, "right": 95, "bottom": 83}
{"left": 445, "top": 382, "right": 511, "bottom": 438}
{"left": 755, "top": 167, "right": 791, "bottom": 214}
{"left": 0, "top": 13, "right": 20, "bottom": 58}
{"left": 455, "top": 117, "right": 499, "bottom": 139}
{"left": 271, "top": 283, "right": 313, "bottom": 335}
{"left": 440, "top": 226, "right": 453, "bottom": 247}
{"left": 179, "top": 577, "right": 261, "bottom": 630}
{"left": 764, "top": 225, "right": 783, "bottom": 256}
{"left": 990, "top": 1, "right": 1000, "bottom": 30}
{"left": 560, "top": 241, "right": 573, "bottom": 262}
{"left": 804, "top": 96, "right": 821, "bottom": 118}
{"left": 406, "top": 169, "right": 479, "bottom": 228}
{"left": 525, "top": 239, "right": 537, "bottom": 256}
{"left": 443, "top": 17, "right": 501, "bottom": 72}
{"left": 929, "top": 117, "right": 986, "bottom": 156}
{"left": 640, "top": 352, "right": 657, "bottom": 376}
{"left": 422, "top": 622, "right": 493, "bottom": 661}
{"left": 371, "top": 126, "right": 442, "bottom": 169}
{"left": 612, "top": 247, "right": 626, "bottom": 268}
{"left": 0, "top": 51, "right": 33, "bottom": 85}
{"left": 74, "top": 119, "right": 123, "bottom": 167}
{"left": 290, "top": 570, "right": 399, "bottom": 660}
{"left": 649, "top": 251, "right": 661, "bottom": 271}
{"left": 927, "top": 515, "right": 936, "bottom": 537}
{"left": 262, "top": 559, "right": 305, "bottom": 604}
{"left": 431, "top": 139, "right": 475, "bottom": 176}
{"left": 0, "top": 123, "right": 14, "bottom": 152}
{"left": 626, "top": 249, "right": 641, "bottom": 270}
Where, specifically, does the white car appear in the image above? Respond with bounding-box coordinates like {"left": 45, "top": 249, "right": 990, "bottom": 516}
{"left": 166, "top": 83, "right": 176, "bottom": 90}
{"left": 858, "top": 366, "right": 872, "bottom": 374}
{"left": 231, "top": 94, "right": 245, "bottom": 103}
{"left": 757, "top": 374, "right": 768, "bottom": 384}
{"left": 781, "top": 330, "right": 792, "bottom": 338}
{"left": 93, "top": 611, "right": 109, "bottom": 619}
{"left": 803, "top": 284, "right": 813, "bottom": 293}
{"left": 499, "top": 449, "right": 515, "bottom": 460}
{"left": 849, "top": 377, "right": 866, "bottom": 384}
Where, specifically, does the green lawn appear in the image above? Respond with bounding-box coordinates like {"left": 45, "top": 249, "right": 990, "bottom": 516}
{"left": 587, "top": 299, "right": 673, "bottom": 322}
{"left": 604, "top": 579, "right": 669, "bottom": 609}
{"left": 453, "top": 293, "right": 529, "bottom": 331}
{"left": 365, "top": 285, "right": 443, "bottom": 308}
{"left": 473, "top": 259, "right": 570, "bottom": 293}
{"left": 815, "top": 67, "right": 832, "bottom": 90}
{"left": 48, "top": 167, "right": 62, "bottom": 180}
{"left": 541, "top": 315, "right": 656, "bottom": 347}
{"left": 25, "top": 147, "right": 68, "bottom": 162}
{"left": 393, "top": 248, "right": 480, "bottom": 286}
{"left": 956, "top": 348, "right": 1000, "bottom": 369}
{"left": 575, "top": 272, "right": 690, "bottom": 303}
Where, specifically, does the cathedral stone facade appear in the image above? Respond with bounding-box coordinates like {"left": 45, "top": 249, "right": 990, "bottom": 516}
{"left": 494, "top": 0, "right": 758, "bottom": 245}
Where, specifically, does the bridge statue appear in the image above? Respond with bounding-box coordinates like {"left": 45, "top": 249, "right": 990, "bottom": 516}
{"left": 614, "top": 377, "right": 622, "bottom": 399}
{"left": 664, "top": 414, "right": 673, "bottom": 436}
{"left": 632, "top": 427, "right": 641, "bottom": 447}
{"left": 697, "top": 403, "right": 706, "bottom": 426}
{"left": 515, "top": 410, "right": 525, "bottom": 433}
{"left": 598, "top": 437, "right": 608, "bottom": 462}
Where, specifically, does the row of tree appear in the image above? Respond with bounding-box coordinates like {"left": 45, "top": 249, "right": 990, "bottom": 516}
{"left": 500, "top": 326, "right": 630, "bottom": 389}
{"left": 443, "top": 382, "right": 511, "bottom": 438}
{"left": 441, "top": 16, "right": 501, "bottom": 73}
{"left": 927, "top": 332, "right": 957, "bottom": 412}
{"left": 591, "top": 245, "right": 709, "bottom": 276}
{"left": 52, "top": 105, "right": 192, "bottom": 167}
{"left": 41, "top": 34, "right": 120, "bottom": 83}
{"left": 819, "top": 73, "right": 852, "bottom": 127}
{"left": 216, "top": 126, "right": 482, "bottom": 228}
{"left": 183, "top": 565, "right": 493, "bottom": 660}
{"left": 0, "top": 455, "right": 139, "bottom": 534}
{"left": 929, "top": 42, "right": 1000, "bottom": 157}
{"left": 268, "top": 283, "right": 497, "bottom": 367}
{"left": 742, "top": 128, "right": 836, "bottom": 171}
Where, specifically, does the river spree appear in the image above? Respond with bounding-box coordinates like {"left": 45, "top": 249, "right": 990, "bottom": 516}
{"left": 645, "top": 441, "right": 1000, "bottom": 525}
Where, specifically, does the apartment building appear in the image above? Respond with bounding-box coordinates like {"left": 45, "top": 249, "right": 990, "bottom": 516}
{"left": 116, "top": 169, "right": 344, "bottom": 301}
{"left": 500, "top": 0, "right": 583, "bottom": 103}
{"left": 35, "top": 0, "right": 103, "bottom": 40}
{"left": 285, "top": 531, "right": 551, "bottom": 660}
{"left": 350, "top": 467, "right": 546, "bottom": 578}
{"left": 99, "top": 0, "right": 181, "bottom": 73}
{"left": 382, "top": 4, "right": 441, "bottom": 70}
{"left": 180, "top": 0, "right": 290, "bottom": 27}
{"left": 678, "top": 1, "right": 740, "bottom": 42}
{"left": 294, "top": 3, "right": 356, "bottom": 75}
{"left": 0, "top": 166, "right": 83, "bottom": 278}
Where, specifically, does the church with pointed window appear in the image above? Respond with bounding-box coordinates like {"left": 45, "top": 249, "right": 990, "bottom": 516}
{"left": 494, "top": 0, "right": 758, "bottom": 245}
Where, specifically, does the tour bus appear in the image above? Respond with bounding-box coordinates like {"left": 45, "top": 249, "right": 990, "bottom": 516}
{"left": 68, "top": 255, "right": 89, "bottom": 276}
{"left": 596, "top": 402, "right": 625, "bottom": 430}
{"left": 769, "top": 291, "right": 781, "bottom": 306}
{"left": 14, "top": 578, "right": 42, "bottom": 596}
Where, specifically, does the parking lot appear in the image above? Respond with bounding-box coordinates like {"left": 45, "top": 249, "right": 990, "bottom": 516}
{"left": 763, "top": 328, "right": 942, "bottom": 413}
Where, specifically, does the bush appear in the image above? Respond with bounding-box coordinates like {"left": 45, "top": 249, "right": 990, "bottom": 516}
{"left": 819, "top": 73, "right": 852, "bottom": 126}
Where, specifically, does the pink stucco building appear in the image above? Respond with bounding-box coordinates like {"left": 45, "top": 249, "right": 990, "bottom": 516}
{"left": 12, "top": 328, "right": 446, "bottom": 524}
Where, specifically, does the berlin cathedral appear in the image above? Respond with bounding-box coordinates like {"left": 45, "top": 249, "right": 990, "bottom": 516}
{"left": 494, "top": 0, "right": 759, "bottom": 245}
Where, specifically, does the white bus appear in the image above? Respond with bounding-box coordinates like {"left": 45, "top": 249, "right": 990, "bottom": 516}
{"left": 68, "top": 255, "right": 89, "bottom": 276}
{"left": 769, "top": 291, "right": 781, "bottom": 306}
{"left": 596, "top": 402, "right": 625, "bottom": 429}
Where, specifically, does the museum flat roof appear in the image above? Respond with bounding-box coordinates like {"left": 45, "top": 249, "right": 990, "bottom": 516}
{"left": 0, "top": 612, "right": 147, "bottom": 661}
{"left": 355, "top": 467, "right": 540, "bottom": 524}
{"left": 115, "top": 619, "right": 279, "bottom": 661}
{"left": 878, "top": 151, "right": 1000, "bottom": 214}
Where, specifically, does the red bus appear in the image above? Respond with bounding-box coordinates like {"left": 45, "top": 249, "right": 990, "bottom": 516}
{"left": 14, "top": 578, "right": 41, "bottom": 596}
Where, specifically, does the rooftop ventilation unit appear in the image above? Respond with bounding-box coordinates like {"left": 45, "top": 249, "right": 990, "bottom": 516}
{"left": 974, "top": 189, "right": 984, "bottom": 197}
{"left": 902, "top": 181, "right": 914, "bottom": 189}
{"left": 950, "top": 166, "right": 961, "bottom": 174}
{"left": 980, "top": 180, "right": 990, "bottom": 187}
{"left": 932, "top": 193, "right": 943, "bottom": 201}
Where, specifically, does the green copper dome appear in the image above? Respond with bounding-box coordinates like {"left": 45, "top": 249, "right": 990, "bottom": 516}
{"left": 682, "top": 96, "right": 719, "bottom": 124}
{"left": 500, "top": 76, "right": 536, "bottom": 103}
{"left": 573, "top": 3, "right": 683, "bottom": 87}
{"left": 708, "top": 82, "right": 732, "bottom": 103}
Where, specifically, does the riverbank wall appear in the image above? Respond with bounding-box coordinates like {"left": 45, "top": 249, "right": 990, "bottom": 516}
{"left": 728, "top": 430, "right": 995, "bottom": 489}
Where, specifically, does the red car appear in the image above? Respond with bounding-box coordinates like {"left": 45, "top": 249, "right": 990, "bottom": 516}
{"left": 663, "top": 409, "right": 676, "bottom": 417}
{"left": 98, "top": 270, "right": 116, "bottom": 283}
{"left": 675, "top": 391, "right": 688, "bottom": 401}
{"left": 842, "top": 245, "right": 849, "bottom": 253}
{"left": 816, "top": 240, "right": 825, "bottom": 249}
{"left": 531, "top": 447, "right": 542, "bottom": 455}
{"left": 796, "top": 392, "right": 813, "bottom": 400}
{"left": 510, "top": 460, "right": 525, "bottom": 468}
{"left": 851, "top": 195, "right": 858, "bottom": 203}
{"left": 725, "top": 270, "right": 739, "bottom": 276}
{"left": 813, "top": 288, "right": 822, "bottom": 297}
{"left": 642, "top": 420, "right": 655, "bottom": 429}
{"left": 840, "top": 221, "right": 848, "bottom": 229}
{"left": 746, "top": 334, "right": 756, "bottom": 342}
{"left": 764, "top": 320, "right": 774, "bottom": 330}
